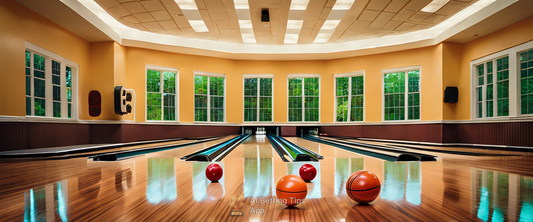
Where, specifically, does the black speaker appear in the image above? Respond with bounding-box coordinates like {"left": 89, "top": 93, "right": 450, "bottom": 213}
{"left": 444, "top": 87, "right": 458, "bottom": 103}
{"left": 261, "top": 9, "right": 269, "bottom": 22}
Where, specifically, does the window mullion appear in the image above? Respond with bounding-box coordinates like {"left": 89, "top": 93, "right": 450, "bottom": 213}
{"left": 257, "top": 78, "right": 260, "bottom": 122}
{"left": 160, "top": 72, "right": 164, "bottom": 120}
{"left": 405, "top": 74, "right": 408, "bottom": 120}
{"left": 207, "top": 77, "right": 211, "bottom": 122}
{"left": 348, "top": 77, "right": 352, "bottom": 122}
{"left": 302, "top": 79, "right": 305, "bottom": 122}
{"left": 60, "top": 63, "right": 66, "bottom": 118}
{"left": 45, "top": 57, "right": 52, "bottom": 117}
{"left": 30, "top": 51, "right": 35, "bottom": 116}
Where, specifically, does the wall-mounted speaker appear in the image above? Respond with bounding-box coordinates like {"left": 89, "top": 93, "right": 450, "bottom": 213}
{"left": 261, "top": 9, "right": 269, "bottom": 22}
{"left": 114, "top": 86, "right": 134, "bottom": 115}
{"left": 444, "top": 87, "right": 458, "bottom": 103}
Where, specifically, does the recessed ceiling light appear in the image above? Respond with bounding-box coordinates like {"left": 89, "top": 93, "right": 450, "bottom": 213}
{"left": 332, "top": 0, "right": 355, "bottom": 10}
{"left": 421, "top": 0, "right": 451, "bottom": 13}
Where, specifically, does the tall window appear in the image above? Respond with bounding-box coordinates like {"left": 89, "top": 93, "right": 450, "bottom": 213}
{"left": 25, "top": 42, "right": 77, "bottom": 119}
{"left": 244, "top": 76, "right": 273, "bottom": 122}
{"left": 383, "top": 67, "right": 420, "bottom": 121}
{"left": 146, "top": 68, "right": 177, "bottom": 121}
{"left": 335, "top": 72, "right": 364, "bottom": 122}
{"left": 194, "top": 72, "right": 225, "bottom": 122}
{"left": 288, "top": 75, "right": 319, "bottom": 122}
{"left": 520, "top": 48, "right": 533, "bottom": 115}
{"left": 475, "top": 56, "right": 509, "bottom": 118}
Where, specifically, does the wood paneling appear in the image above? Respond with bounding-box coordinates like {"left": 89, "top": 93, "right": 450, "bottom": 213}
{"left": 0, "top": 122, "right": 239, "bottom": 150}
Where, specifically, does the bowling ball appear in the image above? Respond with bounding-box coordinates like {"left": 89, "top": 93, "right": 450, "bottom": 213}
{"left": 299, "top": 164, "right": 317, "bottom": 182}
{"left": 276, "top": 175, "right": 307, "bottom": 207}
{"left": 205, "top": 163, "right": 223, "bottom": 182}
{"left": 345, "top": 170, "right": 381, "bottom": 203}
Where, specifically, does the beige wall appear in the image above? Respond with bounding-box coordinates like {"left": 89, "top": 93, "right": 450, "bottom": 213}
{"left": 3, "top": 0, "right": 533, "bottom": 123}
{"left": 0, "top": 0, "right": 90, "bottom": 117}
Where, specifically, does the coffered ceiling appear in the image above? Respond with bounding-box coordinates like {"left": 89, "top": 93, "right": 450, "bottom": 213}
{"left": 94, "top": 0, "right": 478, "bottom": 44}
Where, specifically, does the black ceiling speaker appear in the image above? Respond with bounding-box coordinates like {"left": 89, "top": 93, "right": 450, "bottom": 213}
{"left": 261, "top": 9, "right": 269, "bottom": 22}
{"left": 444, "top": 86, "right": 459, "bottom": 103}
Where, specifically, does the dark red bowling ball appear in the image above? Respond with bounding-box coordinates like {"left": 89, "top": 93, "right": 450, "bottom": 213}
{"left": 205, "top": 163, "right": 223, "bottom": 182}
{"left": 299, "top": 164, "right": 317, "bottom": 182}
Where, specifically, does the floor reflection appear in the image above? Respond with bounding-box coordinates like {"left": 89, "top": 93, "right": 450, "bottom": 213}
{"left": 381, "top": 162, "right": 421, "bottom": 205}
{"left": 473, "top": 169, "right": 533, "bottom": 222}
{"left": 24, "top": 180, "right": 68, "bottom": 222}
{"left": 244, "top": 156, "right": 272, "bottom": 198}
{"left": 287, "top": 162, "right": 321, "bottom": 198}
{"left": 334, "top": 158, "right": 364, "bottom": 196}
{"left": 192, "top": 162, "right": 225, "bottom": 202}
{"left": 146, "top": 158, "right": 177, "bottom": 204}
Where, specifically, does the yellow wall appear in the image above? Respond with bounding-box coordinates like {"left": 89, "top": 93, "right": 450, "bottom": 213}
{"left": 0, "top": 0, "right": 89, "bottom": 117}
{"left": 326, "top": 45, "right": 443, "bottom": 122}
{"left": 455, "top": 16, "right": 533, "bottom": 120}
{"left": 3, "top": 0, "right": 533, "bottom": 123}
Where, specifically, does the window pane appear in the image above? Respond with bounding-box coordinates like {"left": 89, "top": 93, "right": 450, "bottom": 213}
{"left": 163, "top": 72, "right": 176, "bottom": 93}
{"left": 259, "top": 78, "right": 272, "bottom": 96}
{"left": 259, "top": 109, "right": 272, "bottom": 121}
{"left": 35, "top": 98, "right": 45, "bottom": 116}
{"left": 260, "top": 97, "right": 271, "bottom": 108}
{"left": 289, "top": 78, "right": 302, "bottom": 96}
{"left": 53, "top": 86, "right": 61, "bottom": 101}
{"left": 336, "top": 77, "right": 349, "bottom": 96}
{"left": 164, "top": 94, "right": 175, "bottom": 107}
{"left": 194, "top": 76, "right": 207, "bottom": 95}
{"left": 244, "top": 78, "right": 258, "bottom": 96}
{"left": 34, "top": 54, "right": 45, "bottom": 78}
{"left": 53, "top": 102, "right": 61, "bottom": 118}
{"left": 336, "top": 96, "right": 348, "bottom": 122}
{"left": 34, "top": 79, "right": 45, "bottom": 98}
{"left": 487, "top": 101, "right": 493, "bottom": 117}
{"left": 68, "top": 104, "right": 71, "bottom": 119}
{"left": 164, "top": 107, "right": 175, "bottom": 121}
{"left": 25, "top": 50, "right": 31, "bottom": 67}
{"left": 26, "top": 97, "right": 31, "bottom": 115}
{"left": 147, "top": 70, "right": 161, "bottom": 93}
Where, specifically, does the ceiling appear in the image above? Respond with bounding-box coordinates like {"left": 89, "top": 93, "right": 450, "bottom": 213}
{"left": 13, "top": 0, "right": 533, "bottom": 60}
{"left": 94, "top": 0, "right": 478, "bottom": 44}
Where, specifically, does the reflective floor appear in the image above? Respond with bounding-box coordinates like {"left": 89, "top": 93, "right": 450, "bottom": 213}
{"left": 0, "top": 135, "right": 532, "bottom": 221}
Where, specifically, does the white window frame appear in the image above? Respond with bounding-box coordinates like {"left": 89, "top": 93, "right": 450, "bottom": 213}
{"left": 25, "top": 41, "right": 78, "bottom": 119}
{"left": 470, "top": 40, "right": 533, "bottom": 119}
{"left": 381, "top": 66, "right": 421, "bottom": 122}
{"left": 334, "top": 71, "right": 365, "bottom": 122}
{"left": 145, "top": 65, "right": 179, "bottom": 122}
{"left": 242, "top": 74, "right": 274, "bottom": 123}
{"left": 194, "top": 71, "right": 226, "bottom": 123}
{"left": 287, "top": 74, "right": 321, "bottom": 123}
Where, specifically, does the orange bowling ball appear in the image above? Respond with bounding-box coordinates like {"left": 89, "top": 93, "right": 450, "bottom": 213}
{"left": 345, "top": 170, "right": 381, "bottom": 203}
{"left": 276, "top": 175, "right": 307, "bottom": 207}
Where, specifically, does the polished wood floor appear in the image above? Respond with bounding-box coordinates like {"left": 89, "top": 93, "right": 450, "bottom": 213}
{"left": 0, "top": 135, "right": 532, "bottom": 221}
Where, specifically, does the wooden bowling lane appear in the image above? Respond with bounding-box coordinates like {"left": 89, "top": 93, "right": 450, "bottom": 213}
{"left": 1, "top": 135, "right": 533, "bottom": 221}
{"left": 349, "top": 138, "right": 533, "bottom": 156}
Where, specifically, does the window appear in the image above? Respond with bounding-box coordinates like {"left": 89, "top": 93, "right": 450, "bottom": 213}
{"left": 383, "top": 67, "right": 420, "bottom": 121}
{"left": 520, "top": 48, "right": 533, "bottom": 115}
{"left": 146, "top": 67, "right": 177, "bottom": 121}
{"left": 475, "top": 57, "right": 510, "bottom": 118}
{"left": 335, "top": 72, "right": 364, "bottom": 122}
{"left": 25, "top": 42, "right": 77, "bottom": 119}
{"left": 471, "top": 40, "right": 533, "bottom": 119}
{"left": 194, "top": 72, "right": 225, "bottom": 122}
{"left": 244, "top": 75, "right": 273, "bottom": 122}
{"left": 288, "top": 75, "right": 319, "bottom": 122}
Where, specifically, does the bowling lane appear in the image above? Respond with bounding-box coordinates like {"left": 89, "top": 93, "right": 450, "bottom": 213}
{"left": 2, "top": 135, "right": 533, "bottom": 221}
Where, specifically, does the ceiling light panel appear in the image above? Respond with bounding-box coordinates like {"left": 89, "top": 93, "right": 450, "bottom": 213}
{"left": 421, "top": 0, "right": 451, "bottom": 13}
{"left": 174, "top": 0, "right": 208, "bottom": 33}
{"left": 290, "top": 0, "right": 310, "bottom": 10}
{"left": 287, "top": 20, "right": 304, "bottom": 30}
{"left": 234, "top": 1, "right": 255, "bottom": 43}
{"left": 332, "top": 0, "right": 355, "bottom": 10}
{"left": 313, "top": 32, "right": 333, "bottom": 43}
{"left": 284, "top": 34, "right": 299, "bottom": 44}
{"left": 321, "top": 20, "right": 341, "bottom": 30}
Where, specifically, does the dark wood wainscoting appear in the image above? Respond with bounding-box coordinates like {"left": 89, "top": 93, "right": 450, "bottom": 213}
{"left": 320, "top": 122, "right": 533, "bottom": 147}
{"left": 0, "top": 122, "right": 240, "bottom": 151}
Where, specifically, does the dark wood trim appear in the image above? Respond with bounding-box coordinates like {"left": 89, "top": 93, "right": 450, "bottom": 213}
{"left": 0, "top": 122, "right": 239, "bottom": 151}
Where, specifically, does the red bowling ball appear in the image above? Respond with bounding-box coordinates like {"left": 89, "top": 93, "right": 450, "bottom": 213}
{"left": 205, "top": 163, "right": 223, "bottom": 182}
{"left": 299, "top": 164, "right": 317, "bottom": 182}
